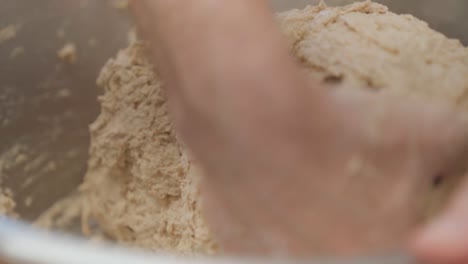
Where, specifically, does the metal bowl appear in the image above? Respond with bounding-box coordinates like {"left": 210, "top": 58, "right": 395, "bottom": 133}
{"left": 0, "top": 0, "right": 466, "bottom": 263}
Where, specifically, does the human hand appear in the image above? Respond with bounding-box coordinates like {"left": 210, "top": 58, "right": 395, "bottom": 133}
{"left": 130, "top": 0, "right": 468, "bottom": 260}
{"left": 194, "top": 82, "right": 468, "bottom": 257}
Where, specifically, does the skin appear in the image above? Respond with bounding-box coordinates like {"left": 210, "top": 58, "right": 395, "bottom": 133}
{"left": 131, "top": 0, "right": 468, "bottom": 262}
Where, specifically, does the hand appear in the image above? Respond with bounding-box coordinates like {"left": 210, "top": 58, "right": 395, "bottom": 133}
{"left": 191, "top": 81, "right": 468, "bottom": 257}
{"left": 130, "top": 0, "right": 468, "bottom": 260}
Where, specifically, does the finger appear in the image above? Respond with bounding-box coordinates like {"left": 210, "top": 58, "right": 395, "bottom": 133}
{"left": 130, "top": 0, "right": 180, "bottom": 82}
{"left": 129, "top": 1, "right": 158, "bottom": 42}
{"left": 129, "top": 0, "right": 189, "bottom": 132}
{"left": 411, "top": 175, "right": 468, "bottom": 264}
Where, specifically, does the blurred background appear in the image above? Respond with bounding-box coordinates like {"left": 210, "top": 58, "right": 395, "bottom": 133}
{"left": 0, "top": 0, "right": 467, "bottom": 222}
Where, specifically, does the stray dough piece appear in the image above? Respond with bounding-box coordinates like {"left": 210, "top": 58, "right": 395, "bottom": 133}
{"left": 57, "top": 88, "right": 72, "bottom": 98}
{"left": 0, "top": 24, "right": 20, "bottom": 44}
{"left": 58, "top": 43, "right": 77, "bottom": 64}
{"left": 79, "top": 1, "right": 467, "bottom": 256}
{"left": 36, "top": 192, "right": 84, "bottom": 232}
{"left": 0, "top": 189, "right": 16, "bottom": 217}
{"left": 10, "top": 46, "right": 25, "bottom": 59}
{"left": 24, "top": 196, "right": 33, "bottom": 207}
{"left": 112, "top": 0, "right": 129, "bottom": 11}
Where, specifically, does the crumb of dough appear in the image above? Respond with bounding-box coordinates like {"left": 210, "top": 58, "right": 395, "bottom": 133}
{"left": 55, "top": 0, "right": 466, "bottom": 256}
{"left": 0, "top": 188, "right": 16, "bottom": 217}
{"left": 24, "top": 196, "right": 33, "bottom": 207}
{"left": 58, "top": 43, "right": 77, "bottom": 64}
{"left": 0, "top": 24, "right": 20, "bottom": 44}
{"left": 35, "top": 192, "right": 84, "bottom": 232}
{"left": 0, "top": 145, "right": 23, "bottom": 218}
{"left": 88, "top": 37, "right": 97, "bottom": 47}
{"left": 112, "top": 0, "right": 129, "bottom": 11}
{"left": 9, "top": 46, "right": 25, "bottom": 59}
{"left": 57, "top": 88, "right": 71, "bottom": 98}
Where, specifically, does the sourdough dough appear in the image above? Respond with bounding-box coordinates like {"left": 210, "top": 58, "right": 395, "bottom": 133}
{"left": 0, "top": 189, "right": 16, "bottom": 217}
{"left": 80, "top": 1, "right": 468, "bottom": 255}
{"left": 57, "top": 43, "right": 77, "bottom": 64}
{"left": 0, "top": 24, "right": 20, "bottom": 44}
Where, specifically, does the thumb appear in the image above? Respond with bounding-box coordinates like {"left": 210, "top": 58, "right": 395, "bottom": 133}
{"left": 411, "top": 175, "right": 468, "bottom": 263}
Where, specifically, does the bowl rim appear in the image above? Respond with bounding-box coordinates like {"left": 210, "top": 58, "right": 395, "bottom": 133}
{"left": 0, "top": 217, "right": 414, "bottom": 264}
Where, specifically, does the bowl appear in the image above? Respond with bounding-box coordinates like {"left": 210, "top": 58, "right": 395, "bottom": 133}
{"left": 0, "top": 0, "right": 466, "bottom": 263}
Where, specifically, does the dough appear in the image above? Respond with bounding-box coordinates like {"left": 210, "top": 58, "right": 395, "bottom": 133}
{"left": 81, "top": 45, "right": 217, "bottom": 254}
{"left": 0, "top": 24, "right": 19, "bottom": 44}
{"left": 80, "top": 1, "right": 468, "bottom": 255}
{"left": 57, "top": 43, "right": 77, "bottom": 64}
{"left": 0, "top": 188, "right": 16, "bottom": 217}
